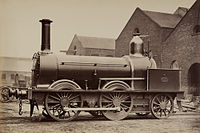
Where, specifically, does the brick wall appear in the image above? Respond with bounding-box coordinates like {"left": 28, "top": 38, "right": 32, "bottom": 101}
{"left": 85, "top": 48, "right": 115, "bottom": 57}
{"left": 162, "top": 0, "right": 200, "bottom": 95}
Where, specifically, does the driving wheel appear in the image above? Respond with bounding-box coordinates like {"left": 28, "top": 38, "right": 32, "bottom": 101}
{"left": 45, "top": 92, "right": 82, "bottom": 121}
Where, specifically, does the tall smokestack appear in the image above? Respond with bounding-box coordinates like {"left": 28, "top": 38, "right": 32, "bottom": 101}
{"left": 39, "top": 19, "right": 52, "bottom": 51}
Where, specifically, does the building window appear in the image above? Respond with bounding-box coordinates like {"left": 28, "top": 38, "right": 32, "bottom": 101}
{"left": 106, "top": 55, "right": 113, "bottom": 57}
{"left": 91, "top": 54, "right": 99, "bottom": 56}
{"left": 134, "top": 28, "right": 140, "bottom": 33}
{"left": 11, "top": 74, "right": 15, "bottom": 80}
{"left": 74, "top": 46, "right": 77, "bottom": 50}
{"left": 170, "top": 60, "right": 179, "bottom": 69}
{"left": 73, "top": 46, "right": 77, "bottom": 55}
{"left": 2, "top": 73, "right": 6, "bottom": 80}
{"left": 193, "top": 25, "right": 200, "bottom": 33}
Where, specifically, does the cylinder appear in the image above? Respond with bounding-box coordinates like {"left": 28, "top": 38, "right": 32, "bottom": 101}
{"left": 39, "top": 19, "right": 52, "bottom": 51}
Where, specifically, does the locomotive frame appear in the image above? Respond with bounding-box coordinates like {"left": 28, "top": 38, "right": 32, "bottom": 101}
{"left": 8, "top": 19, "right": 184, "bottom": 122}
{"left": 27, "top": 68, "right": 183, "bottom": 121}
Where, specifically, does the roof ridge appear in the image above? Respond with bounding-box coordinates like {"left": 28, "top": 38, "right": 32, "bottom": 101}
{"left": 163, "top": 0, "right": 198, "bottom": 42}
{"left": 74, "top": 34, "right": 115, "bottom": 50}
{"left": 143, "top": 10, "right": 180, "bottom": 16}
{"left": 76, "top": 35, "right": 115, "bottom": 40}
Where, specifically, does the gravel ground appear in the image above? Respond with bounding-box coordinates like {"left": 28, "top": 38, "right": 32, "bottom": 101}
{"left": 0, "top": 101, "right": 200, "bottom": 133}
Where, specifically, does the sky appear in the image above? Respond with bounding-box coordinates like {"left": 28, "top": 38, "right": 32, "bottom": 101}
{"left": 0, "top": 0, "right": 196, "bottom": 58}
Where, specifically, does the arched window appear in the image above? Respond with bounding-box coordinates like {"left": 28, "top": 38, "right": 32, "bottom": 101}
{"left": 170, "top": 60, "right": 179, "bottom": 69}
{"left": 134, "top": 28, "right": 140, "bottom": 33}
{"left": 73, "top": 46, "right": 77, "bottom": 55}
{"left": 193, "top": 25, "right": 200, "bottom": 33}
{"left": 74, "top": 46, "right": 77, "bottom": 50}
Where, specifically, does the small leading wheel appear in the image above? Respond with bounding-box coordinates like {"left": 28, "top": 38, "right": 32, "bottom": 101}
{"left": 45, "top": 92, "right": 82, "bottom": 121}
{"left": 100, "top": 92, "right": 133, "bottom": 120}
{"left": 150, "top": 94, "right": 174, "bottom": 119}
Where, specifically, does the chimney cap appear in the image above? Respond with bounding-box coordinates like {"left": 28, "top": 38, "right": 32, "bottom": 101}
{"left": 39, "top": 19, "right": 52, "bottom": 23}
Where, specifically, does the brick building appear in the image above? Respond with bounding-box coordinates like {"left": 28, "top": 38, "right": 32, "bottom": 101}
{"left": 162, "top": 0, "right": 200, "bottom": 95}
{"left": 67, "top": 35, "right": 115, "bottom": 57}
{"left": 115, "top": 7, "right": 186, "bottom": 67}
{"left": 0, "top": 57, "right": 32, "bottom": 87}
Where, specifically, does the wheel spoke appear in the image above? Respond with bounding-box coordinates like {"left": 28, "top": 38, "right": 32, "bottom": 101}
{"left": 109, "top": 93, "right": 114, "bottom": 99}
{"left": 54, "top": 104, "right": 62, "bottom": 110}
{"left": 104, "top": 103, "right": 114, "bottom": 108}
{"left": 70, "top": 104, "right": 78, "bottom": 108}
{"left": 160, "top": 110, "right": 163, "bottom": 117}
{"left": 69, "top": 94, "right": 80, "bottom": 101}
{"left": 156, "top": 97, "right": 161, "bottom": 104}
{"left": 163, "top": 109, "right": 167, "bottom": 116}
{"left": 153, "top": 101, "right": 160, "bottom": 106}
{"left": 102, "top": 94, "right": 113, "bottom": 101}
{"left": 49, "top": 95, "right": 60, "bottom": 101}
{"left": 51, "top": 103, "right": 61, "bottom": 109}
{"left": 120, "top": 95, "right": 130, "bottom": 101}
{"left": 120, "top": 103, "right": 129, "bottom": 109}
{"left": 153, "top": 106, "right": 160, "bottom": 110}
{"left": 165, "top": 108, "right": 171, "bottom": 113}
{"left": 67, "top": 93, "right": 73, "bottom": 99}
{"left": 56, "top": 93, "right": 61, "bottom": 98}
{"left": 164, "top": 96, "right": 167, "bottom": 102}
{"left": 102, "top": 100, "right": 113, "bottom": 103}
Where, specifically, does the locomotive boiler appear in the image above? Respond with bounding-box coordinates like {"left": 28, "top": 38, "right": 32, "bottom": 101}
{"left": 9, "top": 19, "right": 184, "bottom": 121}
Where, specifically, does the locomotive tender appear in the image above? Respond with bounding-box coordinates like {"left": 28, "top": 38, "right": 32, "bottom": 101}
{"left": 9, "top": 19, "right": 184, "bottom": 121}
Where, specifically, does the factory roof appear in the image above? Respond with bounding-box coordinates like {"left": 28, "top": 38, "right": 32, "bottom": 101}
{"left": 75, "top": 35, "right": 115, "bottom": 50}
{"left": 143, "top": 9, "right": 183, "bottom": 28}
{"left": 0, "top": 56, "right": 32, "bottom": 72}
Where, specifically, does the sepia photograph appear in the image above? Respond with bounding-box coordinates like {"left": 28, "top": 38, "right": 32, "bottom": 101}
{"left": 0, "top": 0, "right": 199, "bottom": 132}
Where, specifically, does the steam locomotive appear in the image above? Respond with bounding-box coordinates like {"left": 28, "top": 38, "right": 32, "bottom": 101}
{"left": 9, "top": 19, "right": 184, "bottom": 121}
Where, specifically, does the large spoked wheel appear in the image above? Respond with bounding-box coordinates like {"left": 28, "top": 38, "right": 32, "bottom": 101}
{"left": 100, "top": 92, "right": 133, "bottom": 120}
{"left": 45, "top": 92, "right": 82, "bottom": 121}
{"left": 150, "top": 94, "right": 174, "bottom": 119}
{"left": 45, "top": 80, "right": 83, "bottom": 121}
{"left": 100, "top": 81, "right": 133, "bottom": 121}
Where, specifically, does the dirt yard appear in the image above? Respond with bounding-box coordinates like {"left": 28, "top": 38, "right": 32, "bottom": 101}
{"left": 0, "top": 101, "right": 200, "bottom": 133}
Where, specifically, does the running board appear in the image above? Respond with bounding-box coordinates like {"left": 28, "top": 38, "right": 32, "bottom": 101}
{"left": 63, "top": 107, "right": 121, "bottom": 112}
